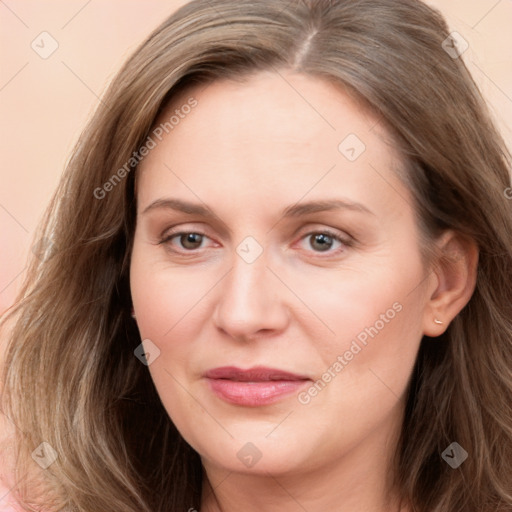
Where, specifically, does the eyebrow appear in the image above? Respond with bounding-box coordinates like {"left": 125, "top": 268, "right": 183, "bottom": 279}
{"left": 141, "top": 197, "right": 374, "bottom": 218}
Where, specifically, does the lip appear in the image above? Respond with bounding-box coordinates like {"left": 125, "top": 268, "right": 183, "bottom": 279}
{"left": 203, "top": 366, "right": 311, "bottom": 406}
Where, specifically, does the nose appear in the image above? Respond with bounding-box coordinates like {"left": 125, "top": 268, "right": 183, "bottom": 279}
{"left": 212, "top": 246, "right": 290, "bottom": 341}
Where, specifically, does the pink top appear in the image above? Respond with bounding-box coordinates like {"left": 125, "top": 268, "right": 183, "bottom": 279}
{"left": 0, "top": 480, "right": 21, "bottom": 512}
{"left": 0, "top": 502, "right": 18, "bottom": 512}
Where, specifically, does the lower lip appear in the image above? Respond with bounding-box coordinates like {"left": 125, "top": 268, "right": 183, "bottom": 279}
{"left": 206, "top": 378, "right": 310, "bottom": 406}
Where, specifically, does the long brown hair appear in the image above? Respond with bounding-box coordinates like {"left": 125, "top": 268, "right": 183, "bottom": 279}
{"left": 1, "top": 0, "right": 511, "bottom": 510}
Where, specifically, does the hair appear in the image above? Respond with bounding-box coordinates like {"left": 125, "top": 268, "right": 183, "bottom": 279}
{"left": 1, "top": 0, "right": 511, "bottom": 510}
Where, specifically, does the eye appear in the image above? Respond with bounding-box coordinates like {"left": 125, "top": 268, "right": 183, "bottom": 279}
{"left": 158, "top": 228, "right": 352, "bottom": 256}
{"left": 159, "top": 231, "right": 212, "bottom": 252}
{"left": 298, "top": 229, "right": 351, "bottom": 254}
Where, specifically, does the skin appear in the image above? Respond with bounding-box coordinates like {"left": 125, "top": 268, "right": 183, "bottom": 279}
{"left": 130, "top": 71, "right": 477, "bottom": 512}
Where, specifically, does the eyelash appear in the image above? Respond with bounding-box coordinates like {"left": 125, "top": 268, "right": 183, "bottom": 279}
{"left": 158, "top": 228, "right": 353, "bottom": 257}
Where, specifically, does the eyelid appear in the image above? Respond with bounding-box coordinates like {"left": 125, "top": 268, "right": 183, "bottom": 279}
{"left": 159, "top": 227, "right": 213, "bottom": 246}
{"left": 157, "top": 220, "right": 212, "bottom": 240}
{"left": 300, "top": 226, "right": 352, "bottom": 241}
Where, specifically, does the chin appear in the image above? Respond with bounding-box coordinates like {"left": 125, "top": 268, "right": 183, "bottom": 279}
{"left": 186, "top": 425, "right": 320, "bottom": 476}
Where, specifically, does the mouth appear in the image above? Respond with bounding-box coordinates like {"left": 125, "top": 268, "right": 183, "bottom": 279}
{"left": 203, "top": 366, "right": 311, "bottom": 406}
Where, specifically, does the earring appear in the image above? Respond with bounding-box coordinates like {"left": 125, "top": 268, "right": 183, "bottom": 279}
{"left": 434, "top": 318, "right": 443, "bottom": 325}
{"left": 131, "top": 308, "right": 136, "bottom": 319}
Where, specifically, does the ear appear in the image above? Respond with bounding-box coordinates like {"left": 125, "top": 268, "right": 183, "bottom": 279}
{"left": 422, "top": 230, "right": 479, "bottom": 337}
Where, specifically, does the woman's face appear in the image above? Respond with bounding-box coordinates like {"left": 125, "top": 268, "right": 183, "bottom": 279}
{"left": 130, "top": 71, "right": 433, "bottom": 476}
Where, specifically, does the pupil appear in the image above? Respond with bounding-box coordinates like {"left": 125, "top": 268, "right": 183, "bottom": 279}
{"left": 312, "top": 233, "right": 332, "bottom": 251}
{"left": 182, "top": 233, "right": 202, "bottom": 249}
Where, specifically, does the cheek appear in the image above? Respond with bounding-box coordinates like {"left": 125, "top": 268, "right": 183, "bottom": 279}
{"left": 292, "top": 258, "right": 423, "bottom": 350}
{"left": 291, "top": 266, "right": 425, "bottom": 456}
{"left": 289, "top": 249, "right": 426, "bottom": 402}
{"left": 129, "top": 246, "right": 215, "bottom": 435}
{"left": 130, "top": 236, "right": 214, "bottom": 338}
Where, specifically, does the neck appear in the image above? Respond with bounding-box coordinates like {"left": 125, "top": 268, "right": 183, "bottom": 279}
{"left": 200, "top": 406, "right": 409, "bottom": 512}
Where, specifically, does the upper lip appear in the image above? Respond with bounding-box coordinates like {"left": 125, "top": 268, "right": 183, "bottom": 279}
{"left": 204, "top": 366, "right": 310, "bottom": 382}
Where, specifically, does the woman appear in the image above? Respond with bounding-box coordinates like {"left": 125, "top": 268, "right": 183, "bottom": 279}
{"left": 1, "top": 0, "right": 511, "bottom": 510}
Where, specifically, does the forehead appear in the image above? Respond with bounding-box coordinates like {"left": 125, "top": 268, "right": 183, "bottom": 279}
{"left": 156, "top": 71, "right": 385, "bottom": 153}
{"left": 136, "top": 71, "right": 408, "bottom": 219}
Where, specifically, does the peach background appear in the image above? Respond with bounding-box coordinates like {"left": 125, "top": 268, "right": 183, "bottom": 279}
{"left": 1, "top": 0, "right": 511, "bottom": 314}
